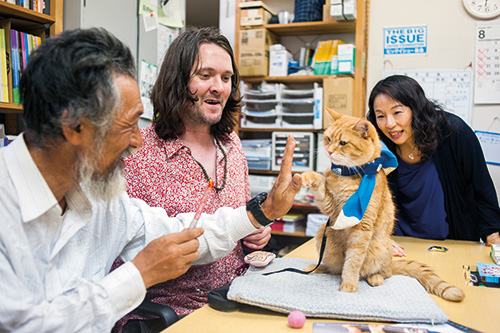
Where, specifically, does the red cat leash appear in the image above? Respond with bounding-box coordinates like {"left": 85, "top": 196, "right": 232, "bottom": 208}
{"left": 263, "top": 218, "right": 332, "bottom": 276}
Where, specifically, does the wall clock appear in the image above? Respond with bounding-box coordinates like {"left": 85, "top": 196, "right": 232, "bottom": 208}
{"left": 462, "top": 0, "right": 500, "bottom": 19}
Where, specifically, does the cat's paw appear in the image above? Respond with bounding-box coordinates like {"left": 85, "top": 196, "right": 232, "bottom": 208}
{"left": 301, "top": 171, "right": 323, "bottom": 189}
{"left": 339, "top": 283, "right": 358, "bottom": 293}
{"left": 367, "top": 274, "right": 384, "bottom": 287}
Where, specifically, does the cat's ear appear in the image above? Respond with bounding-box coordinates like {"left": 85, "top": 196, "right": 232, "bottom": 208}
{"left": 326, "top": 107, "right": 342, "bottom": 121}
{"left": 354, "top": 120, "right": 371, "bottom": 138}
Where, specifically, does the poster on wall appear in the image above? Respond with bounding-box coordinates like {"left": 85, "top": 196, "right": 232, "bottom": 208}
{"left": 383, "top": 25, "right": 427, "bottom": 55}
{"left": 139, "top": 60, "right": 158, "bottom": 121}
{"left": 474, "top": 23, "right": 500, "bottom": 104}
{"left": 383, "top": 69, "right": 473, "bottom": 125}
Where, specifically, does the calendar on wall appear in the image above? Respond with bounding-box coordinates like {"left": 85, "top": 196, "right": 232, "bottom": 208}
{"left": 383, "top": 68, "right": 473, "bottom": 125}
{"left": 474, "top": 23, "right": 500, "bottom": 104}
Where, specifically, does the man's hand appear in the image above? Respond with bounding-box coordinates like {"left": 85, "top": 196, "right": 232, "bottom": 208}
{"left": 242, "top": 226, "right": 271, "bottom": 250}
{"left": 486, "top": 231, "right": 500, "bottom": 246}
{"left": 132, "top": 228, "right": 204, "bottom": 289}
{"left": 258, "top": 135, "right": 302, "bottom": 223}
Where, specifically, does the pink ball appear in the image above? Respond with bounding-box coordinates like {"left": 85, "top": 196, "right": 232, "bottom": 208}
{"left": 287, "top": 310, "right": 306, "bottom": 328}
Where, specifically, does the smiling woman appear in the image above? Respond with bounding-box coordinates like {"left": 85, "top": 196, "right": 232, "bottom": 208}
{"left": 366, "top": 75, "right": 500, "bottom": 245}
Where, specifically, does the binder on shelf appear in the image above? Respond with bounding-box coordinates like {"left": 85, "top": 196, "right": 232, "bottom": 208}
{"left": 10, "top": 29, "right": 20, "bottom": 104}
{"left": 311, "top": 39, "right": 345, "bottom": 75}
{"left": 0, "top": 29, "right": 9, "bottom": 103}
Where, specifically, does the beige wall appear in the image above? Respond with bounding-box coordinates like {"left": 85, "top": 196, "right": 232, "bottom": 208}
{"left": 367, "top": 0, "right": 500, "bottom": 201}
{"left": 219, "top": 0, "right": 500, "bottom": 200}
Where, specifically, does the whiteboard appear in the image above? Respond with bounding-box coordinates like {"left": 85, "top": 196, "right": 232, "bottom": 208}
{"left": 383, "top": 69, "right": 473, "bottom": 125}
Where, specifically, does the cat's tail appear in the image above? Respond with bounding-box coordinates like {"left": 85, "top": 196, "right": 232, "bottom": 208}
{"left": 391, "top": 259, "right": 465, "bottom": 302}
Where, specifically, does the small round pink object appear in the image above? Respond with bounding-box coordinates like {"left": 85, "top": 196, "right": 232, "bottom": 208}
{"left": 287, "top": 310, "right": 306, "bottom": 328}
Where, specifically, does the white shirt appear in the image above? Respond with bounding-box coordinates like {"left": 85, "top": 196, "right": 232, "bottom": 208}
{"left": 0, "top": 134, "right": 256, "bottom": 332}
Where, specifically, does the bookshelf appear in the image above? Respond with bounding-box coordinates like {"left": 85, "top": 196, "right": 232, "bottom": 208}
{"left": 234, "top": 0, "right": 369, "bottom": 119}
{"left": 235, "top": 1, "right": 368, "bottom": 239}
{"left": 0, "top": 0, "right": 63, "bottom": 134}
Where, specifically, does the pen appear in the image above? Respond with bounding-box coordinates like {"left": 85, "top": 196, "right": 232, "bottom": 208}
{"left": 188, "top": 180, "right": 214, "bottom": 229}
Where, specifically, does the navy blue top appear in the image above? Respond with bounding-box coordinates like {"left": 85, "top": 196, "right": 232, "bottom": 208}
{"left": 394, "top": 156, "right": 449, "bottom": 239}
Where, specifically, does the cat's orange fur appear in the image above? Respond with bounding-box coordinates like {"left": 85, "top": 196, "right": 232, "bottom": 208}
{"left": 301, "top": 108, "right": 464, "bottom": 302}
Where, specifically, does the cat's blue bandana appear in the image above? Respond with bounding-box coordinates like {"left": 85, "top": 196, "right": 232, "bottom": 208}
{"left": 330, "top": 142, "right": 398, "bottom": 230}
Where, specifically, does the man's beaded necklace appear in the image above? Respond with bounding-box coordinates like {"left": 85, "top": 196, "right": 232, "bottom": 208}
{"left": 192, "top": 138, "right": 227, "bottom": 192}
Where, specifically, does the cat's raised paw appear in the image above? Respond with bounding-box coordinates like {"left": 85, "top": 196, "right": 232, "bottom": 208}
{"left": 339, "top": 283, "right": 358, "bottom": 293}
{"left": 301, "top": 171, "right": 323, "bottom": 189}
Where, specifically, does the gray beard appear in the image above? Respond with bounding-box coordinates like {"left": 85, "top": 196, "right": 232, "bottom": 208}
{"left": 77, "top": 147, "right": 134, "bottom": 202}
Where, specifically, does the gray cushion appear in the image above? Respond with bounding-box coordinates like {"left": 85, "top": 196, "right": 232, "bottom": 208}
{"left": 227, "top": 258, "right": 448, "bottom": 324}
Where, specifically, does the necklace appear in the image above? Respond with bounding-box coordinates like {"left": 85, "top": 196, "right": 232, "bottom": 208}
{"left": 407, "top": 145, "right": 417, "bottom": 160}
{"left": 192, "top": 138, "right": 227, "bottom": 192}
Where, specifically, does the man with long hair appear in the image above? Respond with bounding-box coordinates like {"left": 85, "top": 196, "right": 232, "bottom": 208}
{"left": 115, "top": 27, "right": 272, "bottom": 331}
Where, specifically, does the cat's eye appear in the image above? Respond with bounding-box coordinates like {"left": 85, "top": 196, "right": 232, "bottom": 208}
{"left": 339, "top": 140, "right": 348, "bottom": 146}
{"left": 325, "top": 137, "right": 331, "bottom": 143}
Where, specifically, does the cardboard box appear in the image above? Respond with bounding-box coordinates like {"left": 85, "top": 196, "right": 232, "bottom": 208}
{"left": 239, "top": 28, "right": 279, "bottom": 76}
{"left": 323, "top": 76, "right": 354, "bottom": 128}
{"left": 241, "top": 7, "right": 273, "bottom": 26}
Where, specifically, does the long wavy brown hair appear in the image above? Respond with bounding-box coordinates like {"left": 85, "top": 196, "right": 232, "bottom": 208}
{"left": 151, "top": 26, "right": 241, "bottom": 141}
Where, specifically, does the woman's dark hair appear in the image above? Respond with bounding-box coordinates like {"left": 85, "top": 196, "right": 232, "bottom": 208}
{"left": 366, "top": 75, "right": 449, "bottom": 160}
{"left": 20, "top": 27, "right": 136, "bottom": 147}
{"left": 151, "top": 26, "right": 241, "bottom": 140}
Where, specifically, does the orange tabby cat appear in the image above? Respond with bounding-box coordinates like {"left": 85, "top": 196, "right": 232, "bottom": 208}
{"left": 301, "top": 108, "right": 464, "bottom": 302}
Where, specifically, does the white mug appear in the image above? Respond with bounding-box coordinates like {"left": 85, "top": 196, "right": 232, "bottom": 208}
{"left": 278, "top": 11, "right": 289, "bottom": 24}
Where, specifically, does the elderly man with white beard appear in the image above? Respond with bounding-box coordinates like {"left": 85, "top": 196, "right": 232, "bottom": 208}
{"left": 0, "top": 28, "right": 302, "bottom": 332}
